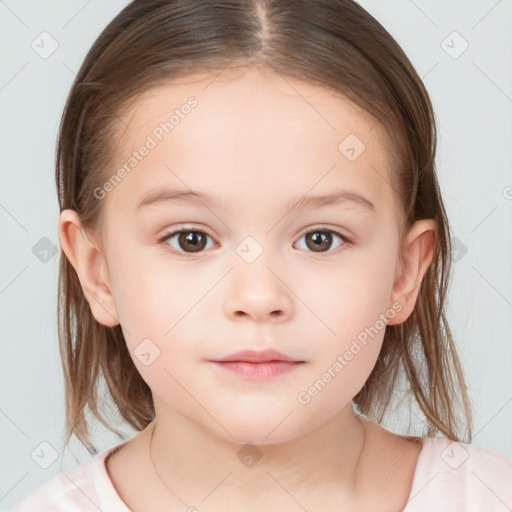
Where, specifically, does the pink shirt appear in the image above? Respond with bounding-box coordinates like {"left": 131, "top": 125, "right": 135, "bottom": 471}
{"left": 9, "top": 436, "right": 512, "bottom": 511}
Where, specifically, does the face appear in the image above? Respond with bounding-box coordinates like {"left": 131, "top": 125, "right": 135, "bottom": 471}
{"left": 72, "top": 66, "right": 415, "bottom": 445}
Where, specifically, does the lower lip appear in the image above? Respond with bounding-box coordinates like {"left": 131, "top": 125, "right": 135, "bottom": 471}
{"left": 211, "top": 361, "right": 304, "bottom": 379}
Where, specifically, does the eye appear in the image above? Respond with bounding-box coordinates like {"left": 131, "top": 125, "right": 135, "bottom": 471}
{"left": 158, "top": 225, "right": 351, "bottom": 258}
{"left": 295, "top": 227, "right": 349, "bottom": 254}
{"left": 159, "top": 227, "right": 216, "bottom": 257}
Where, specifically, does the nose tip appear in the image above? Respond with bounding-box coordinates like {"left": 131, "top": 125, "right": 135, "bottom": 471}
{"left": 223, "top": 264, "right": 293, "bottom": 323}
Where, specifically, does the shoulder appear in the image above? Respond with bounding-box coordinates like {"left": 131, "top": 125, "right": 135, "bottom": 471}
{"left": 9, "top": 444, "right": 126, "bottom": 512}
{"left": 404, "top": 437, "right": 512, "bottom": 512}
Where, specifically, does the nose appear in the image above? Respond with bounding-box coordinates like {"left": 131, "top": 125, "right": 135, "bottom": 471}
{"left": 222, "top": 257, "right": 294, "bottom": 323}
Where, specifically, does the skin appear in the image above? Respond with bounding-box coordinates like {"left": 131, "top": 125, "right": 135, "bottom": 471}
{"left": 59, "top": 65, "right": 436, "bottom": 512}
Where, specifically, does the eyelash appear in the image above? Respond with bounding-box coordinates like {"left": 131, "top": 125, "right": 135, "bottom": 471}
{"left": 157, "top": 225, "right": 352, "bottom": 259}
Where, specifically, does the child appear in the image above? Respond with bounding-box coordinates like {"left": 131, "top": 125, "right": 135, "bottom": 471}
{"left": 10, "top": 0, "right": 512, "bottom": 511}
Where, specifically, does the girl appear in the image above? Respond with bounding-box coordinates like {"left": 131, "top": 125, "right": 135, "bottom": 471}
{"left": 10, "top": 0, "right": 512, "bottom": 511}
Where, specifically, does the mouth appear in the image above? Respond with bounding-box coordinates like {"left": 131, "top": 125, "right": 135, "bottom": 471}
{"left": 210, "top": 360, "right": 304, "bottom": 378}
{"left": 209, "top": 349, "right": 305, "bottom": 379}
{"left": 210, "top": 349, "right": 304, "bottom": 364}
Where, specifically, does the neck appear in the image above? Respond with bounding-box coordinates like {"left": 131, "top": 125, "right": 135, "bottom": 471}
{"left": 147, "top": 404, "right": 369, "bottom": 511}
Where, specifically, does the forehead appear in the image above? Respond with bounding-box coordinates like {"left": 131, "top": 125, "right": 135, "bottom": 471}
{"left": 106, "top": 66, "right": 395, "bottom": 214}
{"left": 119, "top": 66, "right": 383, "bottom": 149}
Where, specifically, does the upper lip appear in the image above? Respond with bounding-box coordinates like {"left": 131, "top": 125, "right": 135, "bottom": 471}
{"left": 211, "top": 349, "right": 303, "bottom": 363}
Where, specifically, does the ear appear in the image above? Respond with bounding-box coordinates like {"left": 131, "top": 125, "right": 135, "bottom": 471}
{"left": 387, "top": 219, "right": 437, "bottom": 325}
{"left": 58, "top": 209, "right": 120, "bottom": 327}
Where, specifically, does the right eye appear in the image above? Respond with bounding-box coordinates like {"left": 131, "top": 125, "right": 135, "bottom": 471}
{"left": 158, "top": 228, "right": 217, "bottom": 257}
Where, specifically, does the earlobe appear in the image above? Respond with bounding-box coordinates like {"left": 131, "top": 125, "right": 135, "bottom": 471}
{"left": 387, "top": 219, "right": 437, "bottom": 325}
{"left": 58, "top": 209, "right": 120, "bottom": 327}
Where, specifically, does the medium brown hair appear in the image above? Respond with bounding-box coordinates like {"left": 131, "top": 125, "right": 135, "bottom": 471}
{"left": 56, "top": 0, "right": 472, "bottom": 454}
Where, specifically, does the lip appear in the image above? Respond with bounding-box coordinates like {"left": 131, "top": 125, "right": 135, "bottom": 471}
{"left": 210, "top": 349, "right": 303, "bottom": 363}
{"left": 211, "top": 360, "right": 304, "bottom": 379}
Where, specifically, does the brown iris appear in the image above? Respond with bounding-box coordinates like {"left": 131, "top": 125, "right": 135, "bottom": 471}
{"left": 178, "top": 231, "right": 208, "bottom": 253}
{"left": 305, "top": 231, "right": 334, "bottom": 252}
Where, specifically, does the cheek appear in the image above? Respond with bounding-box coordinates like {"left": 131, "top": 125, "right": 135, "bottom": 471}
{"left": 109, "top": 253, "right": 204, "bottom": 410}
{"left": 303, "top": 247, "right": 396, "bottom": 334}
{"left": 295, "top": 241, "right": 397, "bottom": 386}
{"left": 108, "top": 239, "right": 196, "bottom": 331}
{"left": 296, "top": 268, "right": 389, "bottom": 411}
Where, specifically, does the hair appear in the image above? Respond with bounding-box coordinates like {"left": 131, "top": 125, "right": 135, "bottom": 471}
{"left": 56, "top": 0, "right": 473, "bottom": 455}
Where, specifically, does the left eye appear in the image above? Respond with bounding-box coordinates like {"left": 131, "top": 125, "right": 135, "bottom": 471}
{"left": 295, "top": 228, "right": 348, "bottom": 253}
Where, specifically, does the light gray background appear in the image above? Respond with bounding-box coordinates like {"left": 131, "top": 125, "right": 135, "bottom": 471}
{"left": 1, "top": 0, "right": 511, "bottom": 509}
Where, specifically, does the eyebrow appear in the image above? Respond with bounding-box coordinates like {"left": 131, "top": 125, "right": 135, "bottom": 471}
{"left": 135, "top": 187, "right": 376, "bottom": 213}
